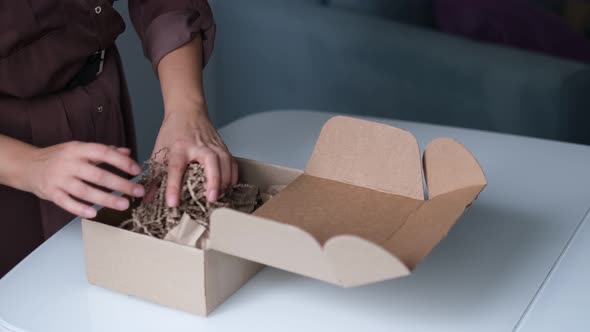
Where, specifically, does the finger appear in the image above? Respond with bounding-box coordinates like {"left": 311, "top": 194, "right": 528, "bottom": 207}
{"left": 98, "top": 145, "right": 125, "bottom": 166}
{"left": 65, "top": 179, "right": 130, "bottom": 211}
{"left": 165, "top": 152, "right": 188, "bottom": 207}
{"left": 78, "top": 163, "right": 144, "bottom": 198}
{"left": 212, "top": 147, "right": 232, "bottom": 191}
{"left": 53, "top": 189, "right": 97, "bottom": 219}
{"left": 117, "top": 147, "right": 131, "bottom": 155}
{"left": 231, "top": 157, "right": 238, "bottom": 186}
{"left": 192, "top": 150, "right": 220, "bottom": 202}
{"left": 108, "top": 146, "right": 131, "bottom": 155}
{"left": 82, "top": 143, "right": 141, "bottom": 176}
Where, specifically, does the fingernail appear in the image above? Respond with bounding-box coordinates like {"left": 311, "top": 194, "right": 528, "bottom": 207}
{"left": 208, "top": 189, "right": 218, "bottom": 202}
{"left": 116, "top": 199, "right": 129, "bottom": 210}
{"left": 133, "top": 186, "right": 145, "bottom": 197}
{"left": 132, "top": 165, "right": 141, "bottom": 174}
{"left": 167, "top": 194, "right": 177, "bottom": 208}
{"left": 85, "top": 208, "right": 97, "bottom": 219}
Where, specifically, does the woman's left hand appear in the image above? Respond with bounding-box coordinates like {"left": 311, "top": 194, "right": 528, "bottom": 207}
{"left": 151, "top": 108, "right": 237, "bottom": 207}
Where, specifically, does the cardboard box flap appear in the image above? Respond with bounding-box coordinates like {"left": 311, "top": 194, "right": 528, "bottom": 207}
{"left": 210, "top": 173, "right": 421, "bottom": 287}
{"left": 381, "top": 138, "right": 486, "bottom": 269}
{"left": 210, "top": 180, "right": 485, "bottom": 287}
{"left": 210, "top": 207, "right": 411, "bottom": 287}
{"left": 383, "top": 186, "right": 485, "bottom": 269}
{"left": 209, "top": 117, "right": 487, "bottom": 288}
{"left": 423, "top": 138, "right": 487, "bottom": 198}
{"left": 305, "top": 116, "right": 424, "bottom": 200}
{"left": 236, "top": 157, "right": 303, "bottom": 188}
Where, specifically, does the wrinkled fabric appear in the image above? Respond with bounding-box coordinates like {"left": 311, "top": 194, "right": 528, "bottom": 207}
{"left": 0, "top": 0, "right": 215, "bottom": 277}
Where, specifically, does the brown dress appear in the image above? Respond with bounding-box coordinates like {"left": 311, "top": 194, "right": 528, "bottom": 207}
{"left": 0, "top": 0, "right": 216, "bottom": 277}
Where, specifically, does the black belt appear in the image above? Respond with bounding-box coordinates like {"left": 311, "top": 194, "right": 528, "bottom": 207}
{"left": 66, "top": 49, "right": 106, "bottom": 90}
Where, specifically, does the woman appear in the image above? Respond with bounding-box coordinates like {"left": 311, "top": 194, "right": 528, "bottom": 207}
{"left": 0, "top": 0, "right": 233, "bottom": 277}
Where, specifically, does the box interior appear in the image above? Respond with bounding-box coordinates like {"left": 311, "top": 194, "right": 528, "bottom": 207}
{"left": 88, "top": 157, "right": 303, "bottom": 245}
{"left": 92, "top": 200, "right": 134, "bottom": 227}
{"left": 254, "top": 174, "right": 422, "bottom": 245}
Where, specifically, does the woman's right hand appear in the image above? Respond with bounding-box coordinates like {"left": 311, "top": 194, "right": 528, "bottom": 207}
{"left": 19, "top": 141, "right": 145, "bottom": 218}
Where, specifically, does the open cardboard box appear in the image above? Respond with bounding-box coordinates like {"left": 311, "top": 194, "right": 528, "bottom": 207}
{"left": 82, "top": 116, "right": 486, "bottom": 316}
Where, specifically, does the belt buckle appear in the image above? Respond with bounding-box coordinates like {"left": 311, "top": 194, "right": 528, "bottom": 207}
{"left": 93, "top": 49, "right": 106, "bottom": 76}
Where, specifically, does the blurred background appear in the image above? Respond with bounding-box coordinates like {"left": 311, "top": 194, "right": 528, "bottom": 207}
{"left": 114, "top": 0, "right": 590, "bottom": 162}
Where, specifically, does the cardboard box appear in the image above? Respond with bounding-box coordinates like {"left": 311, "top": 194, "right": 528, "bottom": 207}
{"left": 82, "top": 159, "right": 302, "bottom": 316}
{"left": 82, "top": 116, "right": 486, "bottom": 315}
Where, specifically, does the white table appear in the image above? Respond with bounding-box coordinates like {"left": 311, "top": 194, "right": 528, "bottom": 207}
{"left": 517, "top": 203, "right": 590, "bottom": 331}
{"left": 1, "top": 110, "right": 589, "bottom": 332}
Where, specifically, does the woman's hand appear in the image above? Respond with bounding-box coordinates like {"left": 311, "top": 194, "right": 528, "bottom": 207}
{"left": 151, "top": 108, "right": 237, "bottom": 207}
{"left": 155, "top": 35, "right": 235, "bottom": 207}
{"left": 18, "top": 142, "right": 145, "bottom": 218}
